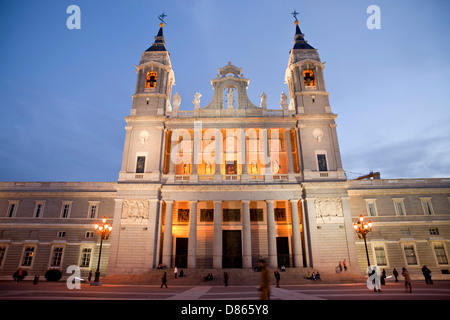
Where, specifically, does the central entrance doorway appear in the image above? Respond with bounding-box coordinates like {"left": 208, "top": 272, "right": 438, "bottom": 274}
{"left": 175, "top": 238, "right": 188, "bottom": 268}
{"left": 276, "top": 237, "right": 290, "bottom": 268}
{"left": 222, "top": 230, "right": 242, "bottom": 268}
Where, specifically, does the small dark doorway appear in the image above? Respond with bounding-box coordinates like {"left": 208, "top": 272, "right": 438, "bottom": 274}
{"left": 175, "top": 238, "right": 188, "bottom": 268}
{"left": 276, "top": 237, "right": 290, "bottom": 268}
{"left": 222, "top": 230, "right": 242, "bottom": 268}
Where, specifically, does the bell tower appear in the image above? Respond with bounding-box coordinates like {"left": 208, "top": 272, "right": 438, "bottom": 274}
{"left": 130, "top": 20, "right": 175, "bottom": 116}
{"left": 118, "top": 18, "right": 174, "bottom": 182}
{"left": 285, "top": 15, "right": 346, "bottom": 181}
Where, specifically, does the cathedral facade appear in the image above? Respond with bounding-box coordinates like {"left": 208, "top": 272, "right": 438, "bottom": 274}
{"left": 1, "top": 19, "right": 449, "bottom": 280}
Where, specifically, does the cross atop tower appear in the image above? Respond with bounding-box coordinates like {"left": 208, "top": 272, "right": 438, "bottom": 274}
{"left": 291, "top": 10, "right": 299, "bottom": 21}
{"left": 158, "top": 12, "right": 167, "bottom": 24}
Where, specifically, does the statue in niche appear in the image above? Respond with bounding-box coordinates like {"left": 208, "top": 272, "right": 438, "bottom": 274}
{"left": 183, "top": 161, "right": 191, "bottom": 174}
{"left": 226, "top": 88, "right": 234, "bottom": 109}
{"left": 280, "top": 92, "right": 288, "bottom": 110}
{"left": 260, "top": 92, "right": 267, "bottom": 110}
{"left": 205, "top": 162, "right": 212, "bottom": 174}
{"left": 250, "top": 161, "right": 258, "bottom": 174}
{"left": 272, "top": 160, "right": 281, "bottom": 174}
{"left": 193, "top": 92, "right": 201, "bottom": 110}
{"left": 172, "top": 92, "right": 181, "bottom": 112}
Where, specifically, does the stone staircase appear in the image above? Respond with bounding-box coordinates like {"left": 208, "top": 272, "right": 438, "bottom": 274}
{"left": 101, "top": 268, "right": 367, "bottom": 286}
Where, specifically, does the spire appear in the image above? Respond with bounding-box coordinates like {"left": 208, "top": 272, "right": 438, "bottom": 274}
{"left": 292, "top": 16, "right": 314, "bottom": 50}
{"left": 146, "top": 15, "right": 167, "bottom": 52}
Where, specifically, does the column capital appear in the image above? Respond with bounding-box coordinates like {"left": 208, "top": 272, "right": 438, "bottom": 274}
{"left": 241, "top": 199, "right": 251, "bottom": 203}
{"left": 289, "top": 199, "right": 299, "bottom": 203}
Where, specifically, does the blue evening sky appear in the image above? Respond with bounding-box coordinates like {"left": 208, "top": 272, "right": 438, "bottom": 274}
{"left": 0, "top": 0, "right": 449, "bottom": 182}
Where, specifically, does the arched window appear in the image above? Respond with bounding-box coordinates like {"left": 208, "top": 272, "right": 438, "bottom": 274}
{"left": 303, "top": 69, "right": 316, "bottom": 87}
{"left": 145, "top": 71, "right": 157, "bottom": 89}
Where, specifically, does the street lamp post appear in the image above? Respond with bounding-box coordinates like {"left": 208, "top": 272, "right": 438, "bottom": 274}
{"left": 352, "top": 215, "right": 373, "bottom": 267}
{"left": 92, "top": 217, "right": 112, "bottom": 285}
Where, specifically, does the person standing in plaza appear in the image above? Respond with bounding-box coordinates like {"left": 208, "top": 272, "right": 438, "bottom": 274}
{"left": 161, "top": 271, "right": 168, "bottom": 288}
{"left": 402, "top": 267, "right": 412, "bottom": 293}
{"left": 392, "top": 268, "right": 399, "bottom": 282}
{"left": 274, "top": 269, "right": 281, "bottom": 288}
{"left": 174, "top": 266, "right": 178, "bottom": 279}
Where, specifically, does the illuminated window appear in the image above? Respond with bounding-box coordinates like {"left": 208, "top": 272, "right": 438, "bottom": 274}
{"left": 145, "top": 71, "right": 157, "bottom": 89}
{"left": 303, "top": 69, "right": 316, "bottom": 87}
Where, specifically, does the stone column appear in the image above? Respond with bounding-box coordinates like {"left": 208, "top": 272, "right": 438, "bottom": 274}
{"left": 169, "top": 130, "right": 176, "bottom": 174}
{"left": 241, "top": 129, "right": 247, "bottom": 174}
{"left": 192, "top": 125, "right": 199, "bottom": 175}
{"left": 215, "top": 128, "right": 222, "bottom": 177}
{"left": 120, "top": 127, "right": 132, "bottom": 174}
{"left": 301, "top": 199, "right": 311, "bottom": 267}
{"left": 162, "top": 200, "right": 174, "bottom": 267}
{"left": 285, "top": 129, "right": 294, "bottom": 174}
{"left": 242, "top": 200, "right": 252, "bottom": 268}
{"left": 106, "top": 198, "right": 123, "bottom": 274}
{"left": 266, "top": 200, "right": 277, "bottom": 267}
{"left": 145, "top": 199, "right": 160, "bottom": 269}
{"left": 289, "top": 199, "right": 303, "bottom": 267}
{"left": 262, "top": 128, "right": 270, "bottom": 175}
{"left": 188, "top": 200, "right": 198, "bottom": 268}
{"left": 213, "top": 201, "right": 222, "bottom": 268}
{"left": 304, "top": 198, "right": 320, "bottom": 268}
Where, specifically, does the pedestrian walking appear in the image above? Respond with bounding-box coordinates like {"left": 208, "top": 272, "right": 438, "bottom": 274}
{"left": 422, "top": 265, "right": 433, "bottom": 285}
{"left": 392, "top": 268, "right": 399, "bottom": 282}
{"left": 381, "top": 269, "right": 386, "bottom": 285}
{"left": 224, "top": 272, "right": 229, "bottom": 287}
{"left": 343, "top": 259, "right": 347, "bottom": 271}
{"left": 274, "top": 269, "right": 281, "bottom": 288}
{"left": 88, "top": 270, "right": 92, "bottom": 282}
{"left": 174, "top": 266, "right": 178, "bottom": 279}
{"left": 402, "top": 267, "right": 412, "bottom": 293}
{"left": 161, "top": 271, "right": 168, "bottom": 288}
{"left": 258, "top": 260, "right": 270, "bottom": 300}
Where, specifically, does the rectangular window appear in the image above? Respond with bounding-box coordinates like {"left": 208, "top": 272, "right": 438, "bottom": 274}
{"left": 80, "top": 248, "right": 92, "bottom": 268}
{"left": 34, "top": 201, "right": 46, "bottom": 218}
{"left": 434, "top": 244, "right": 449, "bottom": 265}
{"left": 420, "top": 198, "right": 434, "bottom": 215}
{"left": 85, "top": 231, "right": 94, "bottom": 239}
{"left": 57, "top": 231, "right": 66, "bottom": 238}
{"left": 60, "top": 201, "right": 73, "bottom": 218}
{"left": 374, "top": 246, "right": 387, "bottom": 266}
{"left": 429, "top": 228, "right": 439, "bottom": 236}
{"left": 21, "top": 246, "right": 35, "bottom": 267}
{"left": 136, "top": 156, "right": 146, "bottom": 173}
{"left": 50, "top": 247, "right": 64, "bottom": 267}
{"left": 317, "top": 154, "right": 327, "bottom": 171}
{"left": 393, "top": 199, "right": 406, "bottom": 216}
{"left": 6, "top": 201, "right": 19, "bottom": 218}
{"left": 404, "top": 245, "right": 418, "bottom": 265}
{"left": 88, "top": 202, "right": 99, "bottom": 219}
{"left": 365, "top": 200, "right": 377, "bottom": 217}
